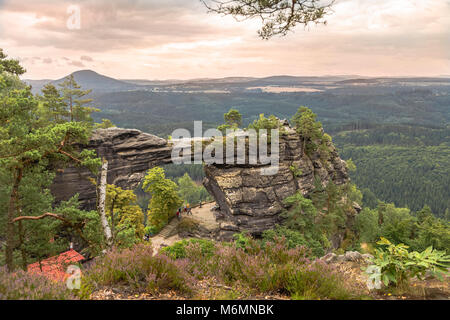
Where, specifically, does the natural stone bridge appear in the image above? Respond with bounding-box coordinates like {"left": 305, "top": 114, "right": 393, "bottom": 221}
{"left": 52, "top": 125, "right": 350, "bottom": 240}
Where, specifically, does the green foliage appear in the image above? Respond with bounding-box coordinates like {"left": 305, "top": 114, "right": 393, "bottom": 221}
{"left": 310, "top": 181, "right": 351, "bottom": 236}
{"left": 163, "top": 163, "right": 205, "bottom": 182}
{"left": 347, "top": 183, "right": 363, "bottom": 205}
{"left": 106, "top": 184, "right": 145, "bottom": 248}
{"left": 177, "top": 173, "right": 211, "bottom": 205}
{"left": 292, "top": 106, "right": 323, "bottom": 138}
{"left": 279, "top": 180, "right": 363, "bottom": 255}
{"left": 356, "top": 203, "right": 450, "bottom": 254}
{"left": 281, "top": 193, "right": 329, "bottom": 257}
{"left": 291, "top": 106, "right": 331, "bottom": 159}
{"left": 248, "top": 113, "right": 282, "bottom": 133}
{"left": 224, "top": 108, "right": 242, "bottom": 128}
{"left": 336, "top": 127, "right": 450, "bottom": 216}
{"left": 52, "top": 196, "right": 105, "bottom": 256}
{"left": 289, "top": 164, "right": 303, "bottom": 177}
{"left": 233, "top": 232, "right": 252, "bottom": 250}
{"left": 370, "top": 237, "right": 450, "bottom": 287}
{"left": 355, "top": 208, "right": 381, "bottom": 244}
{"left": 0, "top": 49, "right": 101, "bottom": 270}
{"left": 58, "top": 74, "right": 99, "bottom": 123}
{"left": 361, "top": 188, "right": 379, "bottom": 209}
{"left": 39, "top": 84, "right": 69, "bottom": 123}
{"left": 262, "top": 226, "right": 308, "bottom": 248}
{"left": 218, "top": 108, "right": 242, "bottom": 132}
{"left": 95, "top": 119, "right": 116, "bottom": 129}
{"left": 161, "top": 239, "right": 216, "bottom": 259}
{"left": 346, "top": 158, "right": 356, "bottom": 172}
{"left": 412, "top": 211, "right": 450, "bottom": 253}
{"left": 0, "top": 49, "right": 26, "bottom": 76}
{"left": 142, "top": 167, "right": 183, "bottom": 231}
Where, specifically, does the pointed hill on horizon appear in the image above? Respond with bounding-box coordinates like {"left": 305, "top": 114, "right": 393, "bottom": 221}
{"left": 25, "top": 70, "right": 141, "bottom": 94}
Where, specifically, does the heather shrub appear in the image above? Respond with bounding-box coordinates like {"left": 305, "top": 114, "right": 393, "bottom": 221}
{"left": 81, "top": 239, "right": 359, "bottom": 300}
{"left": 262, "top": 226, "right": 326, "bottom": 256}
{"left": 182, "top": 237, "right": 357, "bottom": 299}
{"left": 287, "top": 261, "right": 354, "bottom": 300}
{"left": 211, "top": 239, "right": 308, "bottom": 293}
{"left": 82, "top": 243, "right": 193, "bottom": 296}
{"left": 0, "top": 266, "right": 79, "bottom": 300}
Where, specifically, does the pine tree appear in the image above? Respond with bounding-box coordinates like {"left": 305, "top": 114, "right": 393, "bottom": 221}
{"left": 39, "top": 84, "right": 69, "bottom": 123}
{"left": 0, "top": 49, "right": 101, "bottom": 271}
{"left": 59, "top": 74, "right": 99, "bottom": 123}
{"left": 292, "top": 106, "right": 324, "bottom": 155}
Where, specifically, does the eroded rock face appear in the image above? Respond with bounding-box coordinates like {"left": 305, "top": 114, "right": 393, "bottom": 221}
{"left": 202, "top": 124, "right": 350, "bottom": 240}
{"left": 53, "top": 125, "right": 351, "bottom": 246}
{"left": 51, "top": 128, "right": 172, "bottom": 209}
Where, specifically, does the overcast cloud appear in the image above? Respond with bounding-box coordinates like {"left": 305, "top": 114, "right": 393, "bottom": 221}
{"left": 0, "top": 0, "right": 449, "bottom": 79}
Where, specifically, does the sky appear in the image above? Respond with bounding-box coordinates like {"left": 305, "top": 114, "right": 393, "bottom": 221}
{"left": 0, "top": 0, "right": 449, "bottom": 80}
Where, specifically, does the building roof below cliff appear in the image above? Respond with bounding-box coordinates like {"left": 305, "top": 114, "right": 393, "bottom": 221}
{"left": 27, "top": 249, "right": 85, "bottom": 281}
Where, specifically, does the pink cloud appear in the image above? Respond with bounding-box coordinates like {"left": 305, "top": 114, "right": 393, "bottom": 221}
{"left": 0, "top": 0, "right": 448, "bottom": 79}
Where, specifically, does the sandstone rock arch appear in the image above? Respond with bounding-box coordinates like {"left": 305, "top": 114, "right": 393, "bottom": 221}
{"left": 52, "top": 125, "right": 351, "bottom": 240}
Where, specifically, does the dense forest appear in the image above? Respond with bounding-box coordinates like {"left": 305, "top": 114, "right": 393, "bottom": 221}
{"left": 334, "top": 125, "right": 450, "bottom": 217}
{"left": 90, "top": 86, "right": 450, "bottom": 138}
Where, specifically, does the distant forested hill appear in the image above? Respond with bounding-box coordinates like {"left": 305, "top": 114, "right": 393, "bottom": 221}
{"left": 91, "top": 86, "right": 450, "bottom": 137}
{"left": 334, "top": 125, "right": 450, "bottom": 217}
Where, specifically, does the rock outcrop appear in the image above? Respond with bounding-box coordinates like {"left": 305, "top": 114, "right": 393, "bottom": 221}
{"left": 51, "top": 128, "right": 172, "bottom": 209}
{"left": 202, "top": 122, "right": 350, "bottom": 240}
{"left": 53, "top": 124, "right": 352, "bottom": 247}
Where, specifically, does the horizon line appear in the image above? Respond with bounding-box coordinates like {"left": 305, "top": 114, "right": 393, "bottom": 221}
{"left": 22, "top": 69, "right": 450, "bottom": 82}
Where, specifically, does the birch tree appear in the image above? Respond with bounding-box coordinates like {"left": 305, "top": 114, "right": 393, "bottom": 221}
{"left": 98, "top": 159, "right": 113, "bottom": 249}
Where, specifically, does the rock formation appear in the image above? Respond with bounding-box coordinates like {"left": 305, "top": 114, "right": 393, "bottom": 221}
{"left": 53, "top": 124, "right": 353, "bottom": 246}
{"left": 202, "top": 122, "right": 351, "bottom": 240}
{"left": 51, "top": 128, "right": 172, "bottom": 209}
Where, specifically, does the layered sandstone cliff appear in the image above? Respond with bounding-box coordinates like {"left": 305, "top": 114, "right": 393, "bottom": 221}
{"left": 51, "top": 128, "right": 172, "bottom": 209}
{"left": 202, "top": 123, "right": 350, "bottom": 240}
{"left": 52, "top": 125, "right": 352, "bottom": 245}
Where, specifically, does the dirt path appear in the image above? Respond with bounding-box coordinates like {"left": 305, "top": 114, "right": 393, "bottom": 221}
{"left": 149, "top": 202, "right": 218, "bottom": 252}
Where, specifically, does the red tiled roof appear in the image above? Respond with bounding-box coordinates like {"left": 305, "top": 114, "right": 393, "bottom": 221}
{"left": 27, "top": 249, "right": 85, "bottom": 281}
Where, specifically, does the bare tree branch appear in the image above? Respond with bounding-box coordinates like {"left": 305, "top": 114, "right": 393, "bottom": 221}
{"left": 12, "top": 212, "right": 93, "bottom": 247}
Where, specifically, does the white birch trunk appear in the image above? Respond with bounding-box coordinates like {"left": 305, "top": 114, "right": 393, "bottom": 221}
{"left": 98, "top": 158, "right": 113, "bottom": 248}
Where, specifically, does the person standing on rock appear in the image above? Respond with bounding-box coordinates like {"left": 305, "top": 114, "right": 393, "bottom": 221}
{"left": 176, "top": 208, "right": 181, "bottom": 221}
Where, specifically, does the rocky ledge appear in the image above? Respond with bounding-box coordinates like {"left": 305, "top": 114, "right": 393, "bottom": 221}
{"left": 51, "top": 128, "right": 172, "bottom": 209}
{"left": 203, "top": 122, "right": 351, "bottom": 241}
